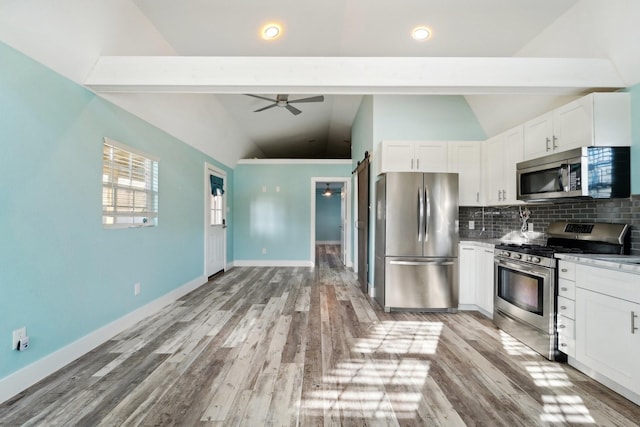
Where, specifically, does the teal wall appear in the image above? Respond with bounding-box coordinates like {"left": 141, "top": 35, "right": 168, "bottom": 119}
{"left": 0, "top": 42, "right": 231, "bottom": 380}
{"left": 373, "top": 95, "right": 487, "bottom": 141}
{"left": 315, "top": 191, "right": 342, "bottom": 241}
{"left": 627, "top": 83, "right": 640, "bottom": 194}
{"left": 233, "top": 163, "right": 351, "bottom": 262}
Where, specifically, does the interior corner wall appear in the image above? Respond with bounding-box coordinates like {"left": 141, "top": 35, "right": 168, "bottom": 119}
{"left": 232, "top": 162, "right": 352, "bottom": 264}
{"left": 0, "top": 41, "right": 232, "bottom": 383}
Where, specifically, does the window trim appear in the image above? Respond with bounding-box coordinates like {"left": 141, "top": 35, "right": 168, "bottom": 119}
{"left": 102, "top": 137, "right": 159, "bottom": 229}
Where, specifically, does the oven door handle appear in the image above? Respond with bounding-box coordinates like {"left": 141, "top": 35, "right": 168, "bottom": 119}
{"left": 495, "top": 259, "right": 548, "bottom": 277}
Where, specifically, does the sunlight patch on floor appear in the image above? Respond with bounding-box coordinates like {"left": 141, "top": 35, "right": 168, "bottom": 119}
{"left": 301, "top": 320, "right": 441, "bottom": 419}
{"left": 539, "top": 395, "right": 595, "bottom": 424}
{"left": 523, "top": 361, "right": 572, "bottom": 387}
{"left": 499, "top": 330, "right": 537, "bottom": 356}
{"left": 300, "top": 359, "right": 430, "bottom": 418}
{"left": 353, "top": 321, "right": 443, "bottom": 355}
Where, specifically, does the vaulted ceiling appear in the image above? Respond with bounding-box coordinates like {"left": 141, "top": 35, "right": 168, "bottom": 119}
{"left": 2, "top": 1, "right": 639, "bottom": 165}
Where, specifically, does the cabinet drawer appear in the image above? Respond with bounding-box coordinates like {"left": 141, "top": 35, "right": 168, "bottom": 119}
{"left": 558, "top": 335, "right": 575, "bottom": 357}
{"left": 557, "top": 279, "right": 576, "bottom": 300}
{"left": 558, "top": 261, "right": 576, "bottom": 281}
{"left": 557, "top": 315, "right": 575, "bottom": 340}
{"left": 557, "top": 296, "right": 576, "bottom": 320}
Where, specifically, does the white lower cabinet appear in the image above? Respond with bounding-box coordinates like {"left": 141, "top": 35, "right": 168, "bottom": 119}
{"left": 574, "top": 264, "right": 640, "bottom": 399}
{"left": 458, "top": 242, "right": 494, "bottom": 316}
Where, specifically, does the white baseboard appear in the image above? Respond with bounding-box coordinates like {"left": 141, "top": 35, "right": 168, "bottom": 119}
{"left": 0, "top": 274, "right": 207, "bottom": 405}
{"left": 232, "top": 260, "right": 314, "bottom": 267}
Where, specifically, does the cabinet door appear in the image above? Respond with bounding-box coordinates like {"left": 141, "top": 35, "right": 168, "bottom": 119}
{"left": 484, "top": 135, "right": 505, "bottom": 205}
{"left": 458, "top": 245, "right": 477, "bottom": 306}
{"left": 503, "top": 126, "right": 524, "bottom": 204}
{"left": 415, "top": 141, "right": 448, "bottom": 172}
{"left": 523, "top": 112, "right": 553, "bottom": 160}
{"left": 553, "top": 96, "right": 593, "bottom": 152}
{"left": 381, "top": 141, "right": 415, "bottom": 172}
{"left": 575, "top": 288, "right": 640, "bottom": 394}
{"left": 448, "top": 141, "right": 482, "bottom": 205}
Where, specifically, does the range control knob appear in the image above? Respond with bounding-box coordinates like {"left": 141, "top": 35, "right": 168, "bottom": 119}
{"left": 531, "top": 256, "right": 541, "bottom": 264}
{"left": 525, "top": 256, "right": 532, "bottom": 262}
{"left": 512, "top": 253, "right": 522, "bottom": 260}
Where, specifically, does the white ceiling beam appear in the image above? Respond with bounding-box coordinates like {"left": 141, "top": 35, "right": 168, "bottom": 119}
{"left": 85, "top": 56, "right": 626, "bottom": 95}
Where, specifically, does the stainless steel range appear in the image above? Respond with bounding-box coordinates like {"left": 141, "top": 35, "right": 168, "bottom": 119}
{"left": 493, "top": 222, "right": 630, "bottom": 360}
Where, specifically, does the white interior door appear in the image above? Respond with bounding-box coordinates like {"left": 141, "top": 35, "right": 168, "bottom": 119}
{"left": 206, "top": 166, "right": 226, "bottom": 277}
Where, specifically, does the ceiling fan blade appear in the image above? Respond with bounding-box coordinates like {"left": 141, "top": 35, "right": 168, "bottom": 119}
{"left": 288, "top": 95, "right": 325, "bottom": 104}
{"left": 245, "top": 94, "right": 277, "bottom": 102}
{"left": 285, "top": 104, "right": 302, "bottom": 115}
{"left": 254, "top": 104, "right": 277, "bottom": 112}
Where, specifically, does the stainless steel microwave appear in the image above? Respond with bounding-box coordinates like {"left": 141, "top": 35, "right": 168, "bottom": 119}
{"left": 516, "top": 146, "right": 630, "bottom": 202}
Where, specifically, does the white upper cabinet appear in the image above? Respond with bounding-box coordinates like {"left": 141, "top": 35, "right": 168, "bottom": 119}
{"left": 523, "top": 92, "right": 631, "bottom": 161}
{"left": 484, "top": 125, "right": 524, "bottom": 206}
{"left": 378, "top": 140, "right": 448, "bottom": 173}
{"left": 448, "top": 141, "right": 482, "bottom": 206}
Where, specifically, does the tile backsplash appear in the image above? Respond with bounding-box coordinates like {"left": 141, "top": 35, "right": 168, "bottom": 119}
{"left": 459, "top": 195, "right": 640, "bottom": 255}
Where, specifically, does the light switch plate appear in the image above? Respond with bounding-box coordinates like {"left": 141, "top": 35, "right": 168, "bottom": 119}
{"left": 528, "top": 223, "right": 534, "bottom": 232}
{"left": 469, "top": 220, "right": 475, "bottom": 230}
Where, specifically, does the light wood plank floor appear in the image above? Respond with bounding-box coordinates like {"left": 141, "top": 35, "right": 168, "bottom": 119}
{"left": 2, "top": 245, "right": 639, "bottom": 426}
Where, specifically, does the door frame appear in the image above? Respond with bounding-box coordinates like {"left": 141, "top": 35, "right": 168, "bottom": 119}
{"left": 310, "top": 177, "right": 352, "bottom": 268}
{"left": 204, "top": 162, "right": 227, "bottom": 276}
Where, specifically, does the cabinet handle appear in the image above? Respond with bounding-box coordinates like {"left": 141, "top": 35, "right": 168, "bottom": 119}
{"left": 561, "top": 343, "right": 567, "bottom": 347}
{"left": 476, "top": 192, "right": 479, "bottom": 202}
{"left": 632, "top": 311, "right": 638, "bottom": 334}
{"left": 416, "top": 158, "right": 419, "bottom": 170}
{"left": 561, "top": 306, "right": 567, "bottom": 310}
{"left": 561, "top": 268, "right": 568, "bottom": 272}
{"left": 561, "top": 287, "right": 568, "bottom": 292}
{"left": 498, "top": 190, "right": 502, "bottom": 201}
{"left": 502, "top": 189, "right": 506, "bottom": 200}
{"left": 558, "top": 324, "right": 566, "bottom": 329}
{"left": 553, "top": 135, "right": 558, "bottom": 150}
{"left": 545, "top": 137, "right": 551, "bottom": 151}
{"left": 411, "top": 158, "right": 414, "bottom": 169}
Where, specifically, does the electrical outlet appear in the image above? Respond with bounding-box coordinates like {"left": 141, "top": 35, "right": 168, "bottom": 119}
{"left": 134, "top": 282, "right": 141, "bottom": 296}
{"left": 12, "top": 327, "right": 26, "bottom": 350}
{"left": 469, "top": 220, "right": 475, "bottom": 230}
{"left": 528, "top": 223, "right": 534, "bottom": 232}
{"left": 262, "top": 248, "right": 267, "bottom": 255}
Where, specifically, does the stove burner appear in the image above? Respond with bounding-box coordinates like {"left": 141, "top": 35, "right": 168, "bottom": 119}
{"left": 495, "top": 243, "right": 588, "bottom": 258}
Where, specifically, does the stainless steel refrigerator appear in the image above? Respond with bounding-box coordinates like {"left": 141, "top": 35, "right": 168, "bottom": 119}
{"left": 374, "top": 172, "right": 459, "bottom": 311}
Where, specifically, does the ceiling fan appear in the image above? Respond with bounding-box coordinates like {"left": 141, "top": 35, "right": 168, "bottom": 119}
{"left": 245, "top": 94, "right": 324, "bottom": 116}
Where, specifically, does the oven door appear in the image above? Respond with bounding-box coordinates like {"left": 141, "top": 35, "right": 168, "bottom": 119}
{"left": 494, "top": 258, "right": 555, "bottom": 334}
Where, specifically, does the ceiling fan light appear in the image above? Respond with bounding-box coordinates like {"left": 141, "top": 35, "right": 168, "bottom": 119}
{"left": 323, "top": 183, "right": 332, "bottom": 197}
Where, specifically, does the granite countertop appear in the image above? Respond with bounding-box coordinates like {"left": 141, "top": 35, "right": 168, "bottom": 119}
{"left": 556, "top": 253, "right": 640, "bottom": 275}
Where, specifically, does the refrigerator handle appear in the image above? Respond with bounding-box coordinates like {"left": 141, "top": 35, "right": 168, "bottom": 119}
{"left": 417, "top": 187, "right": 424, "bottom": 242}
{"left": 424, "top": 186, "right": 431, "bottom": 242}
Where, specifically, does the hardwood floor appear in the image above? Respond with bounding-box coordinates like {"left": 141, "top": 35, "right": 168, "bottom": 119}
{"left": 2, "top": 244, "right": 639, "bottom": 426}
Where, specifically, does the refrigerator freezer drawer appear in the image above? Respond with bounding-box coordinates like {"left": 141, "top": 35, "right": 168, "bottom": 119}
{"left": 384, "top": 257, "right": 459, "bottom": 311}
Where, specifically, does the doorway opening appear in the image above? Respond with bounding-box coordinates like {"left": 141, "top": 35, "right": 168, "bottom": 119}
{"left": 310, "top": 177, "right": 351, "bottom": 268}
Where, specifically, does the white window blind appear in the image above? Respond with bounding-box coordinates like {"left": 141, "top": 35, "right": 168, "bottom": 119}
{"left": 102, "top": 138, "right": 159, "bottom": 228}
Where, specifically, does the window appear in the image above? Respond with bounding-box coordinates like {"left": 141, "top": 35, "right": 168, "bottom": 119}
{"left": 102, "top": 138, "right": 158, "bottom": 228}
{"left": 210, "top": 193, "right": 223, "bottom": 226}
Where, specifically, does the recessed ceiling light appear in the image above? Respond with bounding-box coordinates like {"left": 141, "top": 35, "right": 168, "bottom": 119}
{"left": 262, "top": 23, "right": 282, "bottom": 40}
{"left": 412, "top": 26, "right": 432, "bottom": 41}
